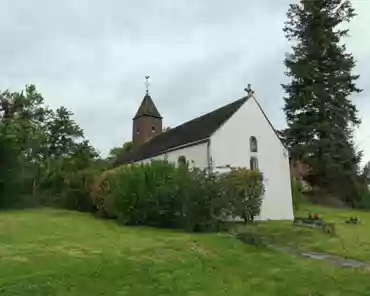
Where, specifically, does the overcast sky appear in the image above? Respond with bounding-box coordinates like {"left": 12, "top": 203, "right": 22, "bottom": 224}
{"left": 1, "top": 0, "right": 369, "bottom": 163}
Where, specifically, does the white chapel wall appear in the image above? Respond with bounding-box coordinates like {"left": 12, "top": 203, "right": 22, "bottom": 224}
{"left": 210, "top": 97, "right": 294, "bottom": 220}
{"left": 136, "top": 142, "right": 209, "bottom": 169}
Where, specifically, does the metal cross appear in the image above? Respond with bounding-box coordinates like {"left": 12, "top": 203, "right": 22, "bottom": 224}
{"left": 244, "top": 83, "right": 255, "bottom": 97}
{"left": 145, "top": 76, "right": 150, "bottom": 94}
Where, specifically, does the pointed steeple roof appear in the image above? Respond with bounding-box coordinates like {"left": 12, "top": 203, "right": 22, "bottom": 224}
{"left": 133, "top": 93, "right": 162, "bottom": 119}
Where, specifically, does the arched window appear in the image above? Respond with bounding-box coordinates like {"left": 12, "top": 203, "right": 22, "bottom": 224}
{"left": 250, "top": 136, "right": 258, "bottom": 152}
{"left": 152, "top": 126, "right": 155, "bottom": 132}
{"left": 250, "top": 157, "right": 258, "bottom": 171}
{"left": 178, "top": 155, "right": 186, "bottom": 166}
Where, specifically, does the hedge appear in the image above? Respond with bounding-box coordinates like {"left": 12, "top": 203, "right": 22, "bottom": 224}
{"left": 91, "top": 160, "right": 265, "bottom": 232}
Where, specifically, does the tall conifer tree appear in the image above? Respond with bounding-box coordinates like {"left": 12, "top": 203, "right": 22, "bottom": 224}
{"left": 282, "top": 0, "right": 362, "bottom": 205}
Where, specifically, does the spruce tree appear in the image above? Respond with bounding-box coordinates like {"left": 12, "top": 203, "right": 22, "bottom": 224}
{"left": 282, "top": 0, "right": 362, "bottom": 205}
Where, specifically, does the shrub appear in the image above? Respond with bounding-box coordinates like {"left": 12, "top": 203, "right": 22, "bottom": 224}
{"left": 91, "top": 167, "right": 121, "bottom": 218}
{"left": 91, "top": 160, "right": 224, "bottom": 232}
{"left": 346, "top": 216, "right": 360, "bottom": 224}
{"left": 90, "top": 162, "right": 265, "bottom": 231}
{"left": 175, "top": 165, "right": 223, "bottom": 232}
{"left": 221, "top": 168, "right": 265, "bottom": 224}
{"left": 61, "top": 169, "right": 99, "bottom": 212}
{"left": 113, "top": 161, "right": 180, "bottom": 227}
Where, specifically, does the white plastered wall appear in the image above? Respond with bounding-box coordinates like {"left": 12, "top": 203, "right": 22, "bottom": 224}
{"left": 210, "top": 98, "right": 294, "bottom": 220}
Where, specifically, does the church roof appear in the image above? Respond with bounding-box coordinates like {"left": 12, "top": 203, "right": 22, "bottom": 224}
{"left": 115, "top": 96, "right": 248, "bottom": 166}
{"left": 134, "top": 93, "right": 162, "bottom": 119}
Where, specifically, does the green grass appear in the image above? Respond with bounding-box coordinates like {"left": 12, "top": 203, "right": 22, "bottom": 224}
{"left": 241, "top": 204, "right": 370, "bottom": 262}
{"left": 1, "top": 208, "right": 370, "bottom": 295}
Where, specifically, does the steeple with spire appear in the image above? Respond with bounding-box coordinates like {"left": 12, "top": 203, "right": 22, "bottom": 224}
{"left": 132, "top": 76, "right": 162, "bottom": 145}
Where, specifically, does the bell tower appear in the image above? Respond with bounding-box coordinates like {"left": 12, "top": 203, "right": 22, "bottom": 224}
{"left": 132, "top": 76, "right": 162, "bottom": 145}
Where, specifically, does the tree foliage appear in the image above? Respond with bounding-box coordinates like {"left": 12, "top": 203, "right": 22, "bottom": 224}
{"left": 0, "top": 121, "right": 23, "bottom": 208}
{"left": 282, "top": 0, "right": 362, "bottom": 205}
{"left": 46, "top": 107, "right": 84, "bottom": 158}
{"left": 108, "top": 141, "right": 133, "bottom": 163}
{"left": 0, "top": 85, "right": 100, "bottom": 209}
{"left": 358, "top": 162, "right": 370, "bottom": 209}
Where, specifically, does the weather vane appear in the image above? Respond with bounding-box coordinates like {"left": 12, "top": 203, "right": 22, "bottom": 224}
{"left": 145, "top": 76, "right": 150, "bottom": 94}
{"left": 244, "top": 83, "right": 255, "bottom": 97}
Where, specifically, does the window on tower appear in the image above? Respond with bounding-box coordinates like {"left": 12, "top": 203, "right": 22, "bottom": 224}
{"left": 152, "top": 126, "right": 155, "bottom": 132}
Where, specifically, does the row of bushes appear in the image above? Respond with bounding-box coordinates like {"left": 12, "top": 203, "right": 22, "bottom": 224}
{"left": 90, "top": 160, "right": 265, "bottom": 232}
{"left": 5, "top": 158, "right": 264, "bottom": 232}
{"left": 25, "top": 164, "right": 103, "bottom": 212}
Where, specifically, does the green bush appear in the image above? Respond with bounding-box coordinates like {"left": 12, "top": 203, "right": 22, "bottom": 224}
{"left": 91, "top": 168, "right": 121, "bottom": 218}
{"left": 113, "top": 161, "right": 180, "bottom": 227}
{"left": 221, "top": 168, "right": 265, "bottom": 224}
{"left": 91, "top": 160, "right": 224, "bottom": 232}
{"left": 61, "top": 169, "right": 99, "bottom": 212}
{"left": 175, "top": 165, "right": 223, "bottom": 232}
{"left": 91, "top": 162, "right": 265, "bottom": 231}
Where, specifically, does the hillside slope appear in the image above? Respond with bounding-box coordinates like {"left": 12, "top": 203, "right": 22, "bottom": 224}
{"left": 0, "top": 209, "right": 369, "bottom": 295}
{"left": 240, "top": 204, "right": 370, "bottom": 262}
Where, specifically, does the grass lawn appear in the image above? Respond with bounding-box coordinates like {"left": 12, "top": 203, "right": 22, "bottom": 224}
{"left": 0, "top": 208, "right": 370, "bottom": 296}
{"left": 241, "top": 204, "right": 370, "bottom": 263}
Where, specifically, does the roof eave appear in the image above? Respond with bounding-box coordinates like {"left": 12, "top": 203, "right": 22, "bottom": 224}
{"left": 132, "top": 114, "right": 163, "bottom": 120}
{"left": 251, "top": 95, "right": 288, "bottom": 150}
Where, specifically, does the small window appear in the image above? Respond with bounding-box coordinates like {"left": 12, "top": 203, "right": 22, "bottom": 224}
{"left": 136, "top": 129, "right": 139, "bottom": 135}
{"left": 250, "top": 157, "right": 258, "bottom": 171}
{"left": 178, "top": 155, "right": 186, "bottom": 166}
{"left": 250, "top": 136, "right": 258, "bottom": 152}
{"left": 152, "top": 126, "right": 155, "bottom": 132}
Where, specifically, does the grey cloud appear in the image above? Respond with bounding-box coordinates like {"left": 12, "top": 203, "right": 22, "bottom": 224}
{"left": 0, "top": 0, "right": 369, "bottom": 162}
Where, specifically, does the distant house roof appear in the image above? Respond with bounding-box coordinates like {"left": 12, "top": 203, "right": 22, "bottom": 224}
{"left": 115, "top": 96, "right": 248, "bottom": 166}
{"left": 134, "top": 93, "right": 162, "bottom": 119}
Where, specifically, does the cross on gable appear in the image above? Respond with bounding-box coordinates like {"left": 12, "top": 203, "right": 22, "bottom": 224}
{"left": 244, "top": 84, "right": 255, "bottom": 97}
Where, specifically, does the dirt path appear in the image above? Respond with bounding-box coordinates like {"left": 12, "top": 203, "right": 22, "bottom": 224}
{"left": 236, "top": 234, "right": 370, "bottom": 270}
{"left": 268, "top": 244, "right": 370, "bottom": 270}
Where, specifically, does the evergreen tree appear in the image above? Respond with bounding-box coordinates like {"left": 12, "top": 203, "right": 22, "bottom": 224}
{"left": 282, "top": 0, "right": 362, "bottom": 205}
{"left": 360, "top": 161, "right": 370, "bottom": 187}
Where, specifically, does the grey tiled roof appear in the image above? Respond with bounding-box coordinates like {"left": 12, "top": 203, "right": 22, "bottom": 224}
{"left": 115, "top": 96, "right": 248, "bottom": 165}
